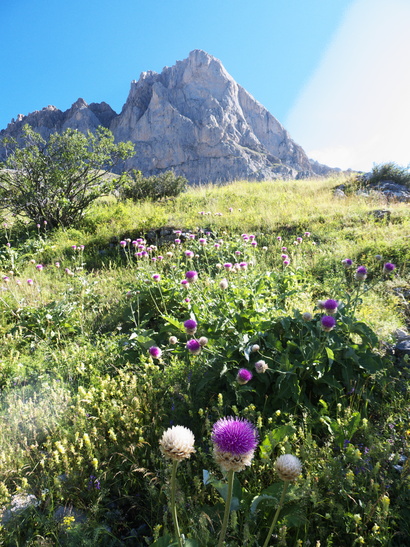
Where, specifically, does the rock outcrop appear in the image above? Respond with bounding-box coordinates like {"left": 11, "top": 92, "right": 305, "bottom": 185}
{"left": 0, "top": 50, "right": 330, "bottom": 182}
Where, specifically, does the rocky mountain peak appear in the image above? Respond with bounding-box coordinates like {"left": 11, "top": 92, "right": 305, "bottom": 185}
{"left": 1, "top": 50, "right": 329, "bottom": 181}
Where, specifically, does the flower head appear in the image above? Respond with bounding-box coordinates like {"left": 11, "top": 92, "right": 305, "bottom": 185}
{"left": 383, "top": 262, "right": 396, "bottom": 273}
{"left": 199, "top": 336, "right": 208, "bottom": 346}
{"left": 169, "top": 336, "right": 178, "bottom": 345}
{"left": 212, "top": 417, "right": 259, "bottom": 472}
{"left": 149, "top": 346, "right": 162, "bottom": 359}
{"left": 355, "top": 266, "right": 368, "bottom": 281}
{"left": 36, "top": 264, "right": 43, "bottom": 271}
{"left": 184, "top": 319, "right": 197, "bottom": 334}
{"left": 185, "top": 270, "right": 198, "bottom": 283}
{"left": 323, "top": 299, "right": 338, "bottom": 314}
{"left": 159, "top": 425, "right": 195, "bottom": 461}
{"left": 152, "top": 274, "right": 161, "bottom": 282}
{"left": 236, "top": 368, "right": 253, "bottom": 385}
{"left": 302, "top": 312, "right": 313, "bottom": 322}
{"left": 321, "top": 315, "right": 336, "bottom": 332}
{"left": 186, "top": 339, "right": 201, "bottom": 355}
{"left": 275, "top": 454, "right": 302, "bottom": 481}
{"left": 342, "top": 258, "right": 353, "bottom": 268}
{"left": 219, "top": 278, "right": 229, "bottom": 289}
{"left": 255, "top": 360, "right": 268, "bottom": 373}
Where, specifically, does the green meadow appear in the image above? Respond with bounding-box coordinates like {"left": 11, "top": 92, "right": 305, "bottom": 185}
{"left": 0, "top": 175, "right": 409, "bottom": 546}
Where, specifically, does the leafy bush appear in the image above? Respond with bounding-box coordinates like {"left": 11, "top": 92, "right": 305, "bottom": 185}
{"left": 360, "top": 162, "right": 410, "bottom": 188}
{"left": 120, "top": 169, "right": 188, "bottom": 201}
{"left": 0, "top": 125, "right": 135, "bottom": 228}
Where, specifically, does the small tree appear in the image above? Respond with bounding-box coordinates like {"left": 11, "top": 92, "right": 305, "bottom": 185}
{"left": 0, "top": 125, "right": 135, "bottom": 228}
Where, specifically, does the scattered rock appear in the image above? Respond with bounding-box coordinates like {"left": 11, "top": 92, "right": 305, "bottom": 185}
{"left": 368, "top": 209, "right": 391, "bottom": 221}
{"left": 54, "top": 505, "right": 87, "bottom": 524}
{"left": 1, "top": 493, "right": 40, "bottom": 524}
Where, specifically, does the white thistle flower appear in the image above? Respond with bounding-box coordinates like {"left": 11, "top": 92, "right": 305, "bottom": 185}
{"left": 219, "top": 278, "right": 229, "bottom": 289}
{"left": 275, "top": 454, "right": 302, "bottom": 481}
{"left": 254, "top": 360, "right": 268, "bottom": 373}
{"left": 159, "top": 426, "right": 195, "bottom": 462}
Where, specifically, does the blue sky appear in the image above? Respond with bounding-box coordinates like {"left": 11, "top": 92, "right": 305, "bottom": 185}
{"left": 1, "top": 0, "right": 409, "bottom": 171}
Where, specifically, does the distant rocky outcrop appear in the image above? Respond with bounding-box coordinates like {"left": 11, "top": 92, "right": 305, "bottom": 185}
{"left": 0, "top": 50, "right": 335, "bottom": 183}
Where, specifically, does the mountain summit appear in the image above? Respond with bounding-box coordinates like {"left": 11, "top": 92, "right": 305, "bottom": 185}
{"left": 0, "top": 50, "right": 330, "bottom": 182}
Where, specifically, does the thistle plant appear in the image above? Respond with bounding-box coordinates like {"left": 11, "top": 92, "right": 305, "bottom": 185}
{"left": 262, "top": 454, "right": 302, "bottom": 547}
{"left": 159, "top": 425, "right": 195, "bottom": 547}
{"left": 211, "top": 417, "right": 259, "bottom": 547}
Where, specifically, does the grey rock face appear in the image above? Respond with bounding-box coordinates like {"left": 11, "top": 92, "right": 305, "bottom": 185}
{"left": 0, "top": 99, "right": 117, "bottom": 151}
{"left": 0, "top": 50, "right": 327, "bottom": 182}
{"left": 111, "top": 50, "right": 314, "bottom": 182}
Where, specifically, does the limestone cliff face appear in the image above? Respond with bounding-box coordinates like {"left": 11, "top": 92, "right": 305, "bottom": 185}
{"left": 0, "top": 99, "right": 117, "bottom": 145}
{"left": 111, "top": 50, "right": 314, "bottom": 181}
{"left": 0, "top": 50, "right": 319, "bottom": 181}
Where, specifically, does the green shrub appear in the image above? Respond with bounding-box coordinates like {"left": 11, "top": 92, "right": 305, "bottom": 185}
{"left": 120, "top": 169, "right": 188, "bottom": 201}
{"left": 360, "top": 162, "right": 410, "bottom": 188}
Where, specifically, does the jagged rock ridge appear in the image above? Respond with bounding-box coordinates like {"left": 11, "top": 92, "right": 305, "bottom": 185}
{"left": 0, "top": 50, "right": 329, "bottom": 182}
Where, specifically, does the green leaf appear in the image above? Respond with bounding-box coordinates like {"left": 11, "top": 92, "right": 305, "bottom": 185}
{"left": 325, "top": 347, "right": 334, "bottom": 364}
{"left": 250, "top": 494, "right": 277, "bottom": 514}
{"left": 162, "top": 315, "right": 184, "bottom": 331}
{"left": 205, "top": 473, "right": 243, "bottom": 511}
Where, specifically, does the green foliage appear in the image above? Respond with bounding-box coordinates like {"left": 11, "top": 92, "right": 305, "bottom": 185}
{"left": 0, "top": 125, "right": 135, "bottom": 228}
{"left": 360, "top": 161, "right": 410, "bottom": 188}
{"left": 0, "top": 175, "right": 408, "bottom": 545}
{"left": 119, "top": 169, "right": 188, "bottom": 201}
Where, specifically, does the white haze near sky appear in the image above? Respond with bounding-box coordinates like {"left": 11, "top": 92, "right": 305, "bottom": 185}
{"left": 286, "top": 0, "right": 410, "bottom": 172}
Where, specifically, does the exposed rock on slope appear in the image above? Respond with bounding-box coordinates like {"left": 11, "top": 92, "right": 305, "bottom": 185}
{"left": 0, "top": 50, "right": 327, "bottom": 182}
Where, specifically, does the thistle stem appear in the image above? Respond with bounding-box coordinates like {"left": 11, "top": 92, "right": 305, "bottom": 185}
{"left": 262, "top": 480, "right": 289, "bottom": 547}
{"left": 217, "top": 469, "right": 235, "bottom": 547}
{"left": 170, "top": 460, "right": 183, "bottom": 547}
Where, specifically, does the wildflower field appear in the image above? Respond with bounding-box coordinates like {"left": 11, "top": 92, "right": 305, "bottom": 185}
{"left": 0, "top": 176, "right": 409, "bottom": 546}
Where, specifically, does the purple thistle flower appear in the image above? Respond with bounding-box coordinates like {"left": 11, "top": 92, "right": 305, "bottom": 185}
{"left": 236, "top": 368, "right": 253, "bottom": 384}
{"left": 27, "top": 279, "right": 34, "bottom": 285}
{"left": 119, "top": 241, "right": 127, "bottom": 248}
{"left": 36, "top": 264, "right": 43, "bottom": 271}
{"left": 383, "top": 262, "right": 396, "bottom": 273}
{"left": 342, "top": 258, "right": 353, "bottom": 268}
{"left": 355, "top": 266, "right": 368, "bottom": 281}
{"left": 186, "top": 339, "right": 201, "bottom": 355}
{"left": 283, "top": 259, "right": 290, "bottom": 267}
{"left": 184, "top": 319, "right": 197, "bottom": 334}
{"left": 185, "top": 270, "right": 198, "bottom": 283}
{"left": 277, "top": 236, "right": 282, "bottom": 241}
{"left": 212, "top": 417, "right": 259, "bottom": 456}
{"left": 321, "top": 316, "right": 336, "bottom": 332}
{"left": 149, "top": 346, "right": 162, "bottom": 359}
{"left": 224, "top": 263, "right": 233, "bottom": 270}
{"left": 152, "top": 274, "right": 161, "bottom": 282}
{"left": 323, "top": 299, "right": 338, "bottom": 314}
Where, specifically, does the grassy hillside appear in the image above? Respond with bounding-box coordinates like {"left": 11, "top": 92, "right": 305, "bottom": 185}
{"left": 0, "top": 175, "right": 409, "bottom": 546}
